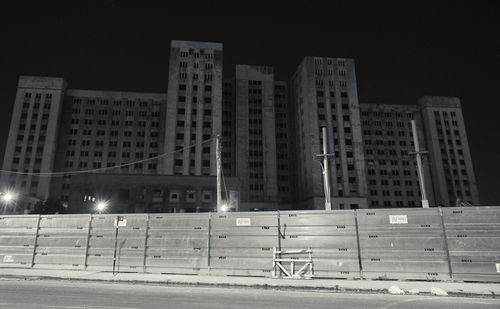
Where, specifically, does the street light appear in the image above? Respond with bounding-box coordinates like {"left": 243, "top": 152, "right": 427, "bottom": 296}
{"left": 220, "top": 203, "right": 228, "bottom": 212}
{"left": 95, "top": 200, "right": 108, "bottom": 214}
{"left": 1, "top": 190, "right": 17, "bottom": 205}
{"left": 0, "top": 190, "right": 18, "bottom": 215}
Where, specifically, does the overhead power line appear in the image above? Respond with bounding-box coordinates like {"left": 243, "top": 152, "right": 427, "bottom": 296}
{"left": 0, "top": 137, "right": 214, "bottom": 178}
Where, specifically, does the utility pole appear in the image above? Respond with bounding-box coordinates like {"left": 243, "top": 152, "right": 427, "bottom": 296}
{"left": 315, "top": 127, "right": 334, "bottom": 210}
{"left": 216, "top": 134, "right": 223, "bottom": 212}
{"left": 409, "top": 120, "right": 429, "bottom": 208}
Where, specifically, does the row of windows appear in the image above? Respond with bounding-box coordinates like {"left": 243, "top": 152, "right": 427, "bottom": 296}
{"left": 369, "top": 179, "right": 416, "bottom": 186}
{"left": 362, "top": 120, "right": 411, "bottom": 128}
{"left": 364, "top": 130, "right": 412, "bottom": 137}
{"left": 371, "top": 200, "right": 418, "bottom": 207}
{"left": 68, "top": 139, "right": 159, "bottom": 148}
{"left": 365, "top": 139, "right": 413, "bottom": 147}
{"left": 178, "top": 96, "right": 212, "bottom": 104}
{"left": 368, "top": 169, "right": 417, "bottom": 176}
{"left": 25, "top": 93, "right": 52, "bottom": 99}
{"left": 72, "top": 98, "right": 158, "bottom": 108}
{"left": 179, "top": 84, "right": 212, "bottom": 92}
{"left": 179, "top": 50, "right": 214, "bottom": 59}
{"left": 361, "top": 111, "right": 415, "bottom": 119}
{"left": 314, "top": 69, "right": 347, "bottom": 76}
{"left": 370, "top": 190, "right": 418, "bottom": 197}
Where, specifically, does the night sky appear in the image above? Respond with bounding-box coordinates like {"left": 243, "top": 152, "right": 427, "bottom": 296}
{"left": 1, "top": 1, "right": 498, "bottom": 204}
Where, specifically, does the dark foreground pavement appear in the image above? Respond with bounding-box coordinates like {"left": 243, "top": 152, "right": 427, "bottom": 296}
{"left": 1, "top": 268, "right": 499, "bottom": 297}
{"left": 0, "top": 279, "right": 499, "bottom": 309}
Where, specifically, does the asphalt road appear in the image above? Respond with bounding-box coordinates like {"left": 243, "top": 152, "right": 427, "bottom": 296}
{"left": 0, "top": 279, "right": 498, "bottom": 309}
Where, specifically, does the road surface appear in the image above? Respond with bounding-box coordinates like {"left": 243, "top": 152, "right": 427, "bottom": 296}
{"left": 0, "top": 279, "right": 497, "bottom": 308}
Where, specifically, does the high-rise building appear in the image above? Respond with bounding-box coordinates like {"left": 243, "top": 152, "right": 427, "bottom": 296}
{"left": 221, "top": 78, "right": 235, "bottom": 177}
{"left": 274, "top": 81, "right": 295, "bottom": 204}
{"left": 233, "top": 65, "right": 279, "bottom": 209}
{"left": 419, "top": 96, "right": 480, "bottom": 206}
{"left": 1, "top": 76, "right": 67, "bottom": 205}
{"left": 290, "top": 57, "right": 368, "bottom": 210}
{"left": 162, "top": 40, "right": 223, "bottom": 176}
{"left": 359, "top": 103, "right": 435, "bottom": 208}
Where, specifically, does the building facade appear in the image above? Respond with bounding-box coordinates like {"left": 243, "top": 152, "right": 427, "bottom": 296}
{"left": 1, "top": 76, "right": 67, "bottom": 208}
{"left": 419, "top": 96, "right": 480, "bottom": 206}
{"left": 50, "top": 89, "right": 167, "bottom": 204}
{"left": 163, "top": 40, "right": 223, "bottom": 176}
{"left": 0, "top": 40, "right": 481, "bottom": 214}
{"left": 290, "top": 57, "right": 368, "bottom": 210}
{"left": 359, "top": 103, "right": 435, "bottom": 208}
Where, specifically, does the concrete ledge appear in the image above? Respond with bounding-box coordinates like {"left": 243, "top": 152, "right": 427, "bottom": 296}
{"left": 0, "top": 268, "right": 498, "bottom": 298}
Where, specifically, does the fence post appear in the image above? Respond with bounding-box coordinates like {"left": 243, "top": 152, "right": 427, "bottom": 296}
{"left": 31, "top": 214, "right": 41, "bottom": 268}
{"left": 207, "top": 212, "right": 212, "bottom": 272}
{"left": 353, "top": 210, "right": 363, "bottom": 279}
{"left": 439, "top": 207, "right": 453, "bottom": 280}
{"left": 142, "top": 214, "right": 150, "bottom": 274}
{"left": 84, "top": 214, "right": 92, "bottom": 270}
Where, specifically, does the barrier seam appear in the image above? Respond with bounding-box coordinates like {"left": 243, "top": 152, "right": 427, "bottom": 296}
{"left": 84, "top": 214, "right": 92, "bottom": 270}
{"left": 207, "top": 212, "right": 212, "bottom": 270}
{"left": 142, "top": 214, "right": 150, "bottom": 274}
{"left": 31, "top": 215, "right": 41, "bottom": 268}
{"left": 439, "top": 207, "right": 453, "bottom": 280}
{"left": 354, "top": 210, "right": 363, "bottom": 279}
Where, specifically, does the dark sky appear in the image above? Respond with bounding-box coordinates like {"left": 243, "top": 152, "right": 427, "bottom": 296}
{"left": 1, "top": 1, "right": 499, "bottom": 204}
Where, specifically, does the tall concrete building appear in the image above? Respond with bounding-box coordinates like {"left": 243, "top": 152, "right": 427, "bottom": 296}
{"left": 1, "top": 76, "right": 67, "bottom": 206}
{"left": 221, "top": 78, "right": 235, "bottom": 177}
{"left": 274, "top": 81, "right": 295, "bottom": 204}
{"left": 290, "top": 57, "right": 368, "bottom": 210}
{"left": 419, "top": 96, "right": 480, "bottom": 206}
{"left": 163, "top": 40, "right": 223, "bottom": 176}
{"left": 233, "top": 65, "right": 279, "bottom": 209}
{"left": 222, "top": 68, "right": 294, "bottom": 210}
{"left": 359, "top": 103, "right": 435, "bottom": 208}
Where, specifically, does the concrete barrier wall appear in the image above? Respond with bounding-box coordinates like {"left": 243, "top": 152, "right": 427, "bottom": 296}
{"left": 34, "top": 214, "right": 90, "bottom": 270}
{"left": 442, "top": 207, "right": 500, "bottom": 282}
{"left": 279, "top": 210, "right": 360, "bottom": 279}
{"left": 209, "top": 212, "right": 278, "bottom": 277}
{"left": 0, "top": 207, "right": 499, "bottom": 282}
{"left": 146, "top": 213, "right": 209, "bottom": 275}
{"left": 357, "top": 208, "right": 450, "bottom": 280}
{"left": 0, "top": 215, "right": 39, "bottom": 268}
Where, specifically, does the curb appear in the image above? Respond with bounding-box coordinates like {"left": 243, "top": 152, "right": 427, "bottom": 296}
{"left": 0, "top": 273, "right": 497, "bottom": 299}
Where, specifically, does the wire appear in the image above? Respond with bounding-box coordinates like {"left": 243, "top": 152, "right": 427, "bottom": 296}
{"left": 0, "top": 137, "right": 214, "bottom": 177}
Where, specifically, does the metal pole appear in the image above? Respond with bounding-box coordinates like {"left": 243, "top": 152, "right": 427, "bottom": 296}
{"left": 322, "top": 127, "right": 332, "bottom": 210}
{"left": 216, "top": 135, "right": 222, "bottom": 212}
{"left": 112, "top": 216, "right": 119, "bottom": 275}
{"left": 411, "top": 120, "right": 429, "bottom": 208}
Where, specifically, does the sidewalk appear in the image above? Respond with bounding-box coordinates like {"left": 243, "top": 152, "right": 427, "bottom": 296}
{"left": 0, "top": 268, "right": 498, "bottom": 298}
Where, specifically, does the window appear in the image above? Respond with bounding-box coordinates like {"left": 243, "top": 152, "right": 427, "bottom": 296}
{"left": 169, "top": 190, "right": 180, "bottom": 202}
{"left": 202, "top": 191, "right": 212, "bottom": 202}
{"left": 186, "top": 190, "right": 196, "bottom": 202}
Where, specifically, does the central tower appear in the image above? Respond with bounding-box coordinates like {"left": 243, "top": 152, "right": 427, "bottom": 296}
{"left": 162, "top": 40, "right": 223, "bottom": 176}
